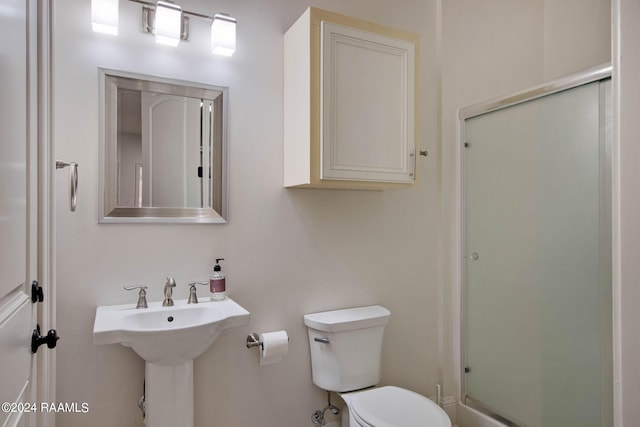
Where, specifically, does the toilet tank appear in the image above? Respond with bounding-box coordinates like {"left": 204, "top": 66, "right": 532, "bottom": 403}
{"left": 304, "top": 306, "right": 391, "bottom": 392}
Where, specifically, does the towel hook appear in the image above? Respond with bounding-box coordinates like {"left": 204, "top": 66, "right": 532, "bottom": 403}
{"left": 56, "top": 161, "right": 78, "bottom": 212}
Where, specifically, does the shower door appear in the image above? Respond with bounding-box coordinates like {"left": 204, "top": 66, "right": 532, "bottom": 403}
{"left": 463, "top": 78, "right": 612, "bottom": 427}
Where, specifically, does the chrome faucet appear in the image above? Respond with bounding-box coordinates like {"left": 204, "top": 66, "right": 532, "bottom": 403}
{"left": 187, "top": 281, "right": 208, "bottom": 304}
{"left": 123, "top": 285, "right": 148, "bottom": 309}
{"left": 163, "top": 277, "right": 176, "bottom": 306}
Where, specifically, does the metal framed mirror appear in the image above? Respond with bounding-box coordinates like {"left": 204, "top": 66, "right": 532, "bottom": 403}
{"left": 98, "top": 69, "right": 228, "bottom": 223}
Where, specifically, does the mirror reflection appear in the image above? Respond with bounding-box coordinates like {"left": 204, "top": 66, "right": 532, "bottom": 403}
{"left": 99, "top": 70, "right": 228, "bottom": 223}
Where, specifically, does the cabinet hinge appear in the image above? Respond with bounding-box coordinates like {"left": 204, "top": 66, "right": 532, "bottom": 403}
{"left": 409, "top": 148, "right": 416, "bottom": 177}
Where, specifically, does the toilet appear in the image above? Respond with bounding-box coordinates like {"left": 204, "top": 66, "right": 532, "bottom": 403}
{"left": 304, "top": 305, "right": 451, "bottom": 427}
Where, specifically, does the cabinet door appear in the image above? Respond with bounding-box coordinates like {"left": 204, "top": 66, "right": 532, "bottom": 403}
{"left": 320, "top": 22, "right": 415, "bottom": 183}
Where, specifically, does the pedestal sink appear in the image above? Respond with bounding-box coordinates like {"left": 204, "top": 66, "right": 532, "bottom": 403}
{"left": 93, "top": 298, "right": 250, "bottom": 427}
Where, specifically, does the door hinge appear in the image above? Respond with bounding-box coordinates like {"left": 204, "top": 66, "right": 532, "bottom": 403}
{"left": 197, "top": 166, "right": 211, "bottom": 178}
{"left": 31, "top": 324, "right": 59, "bottom": 353}
{"left": 31, "top": 280, "right": 43, "bottom": 303}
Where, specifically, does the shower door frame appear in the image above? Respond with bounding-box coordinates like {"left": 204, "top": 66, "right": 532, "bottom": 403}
{"left": 454, "top": 63, "right": 612, "bottom": 427}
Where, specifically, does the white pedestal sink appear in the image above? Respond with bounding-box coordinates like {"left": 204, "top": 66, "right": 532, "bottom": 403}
{"left": 93, "top": 297, "right": 250, "bottom": 427}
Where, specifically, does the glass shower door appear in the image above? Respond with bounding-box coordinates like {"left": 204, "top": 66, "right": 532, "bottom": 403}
{"left": 463, "top": 80, "right": 612, "bottom": 427}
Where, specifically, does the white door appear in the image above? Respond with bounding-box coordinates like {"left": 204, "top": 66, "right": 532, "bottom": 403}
{"left": 141, "top": 92, "right": 201, "bottom": 208}
{"left": 0, "top": 2, "right": 54, "bottom": 426}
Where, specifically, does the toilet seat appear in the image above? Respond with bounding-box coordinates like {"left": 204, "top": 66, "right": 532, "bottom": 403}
{"left": 343, "top": 386, "right": 451, "bottom": 427}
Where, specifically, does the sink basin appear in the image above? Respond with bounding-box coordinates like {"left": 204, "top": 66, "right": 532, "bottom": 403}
{"left": 93, "top": 297, "right": 250, "bottom": 365}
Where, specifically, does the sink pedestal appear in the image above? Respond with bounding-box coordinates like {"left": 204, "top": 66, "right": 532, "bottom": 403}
{"left": 93, "top": 297, "right": 251, "bottom": 426}
{"left": 145, "top": 361, "right": 194, "bottom": 427}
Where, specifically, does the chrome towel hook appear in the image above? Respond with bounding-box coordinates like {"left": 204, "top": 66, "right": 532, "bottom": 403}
{"left": 56, "top": 161, "right": 78, "bottom": 212}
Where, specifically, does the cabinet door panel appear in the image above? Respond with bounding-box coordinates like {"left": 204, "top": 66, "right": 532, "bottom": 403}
{"left": 321, "top": 22, "right": 415, "bottom": 183}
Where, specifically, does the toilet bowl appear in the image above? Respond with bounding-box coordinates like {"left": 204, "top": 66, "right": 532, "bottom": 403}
{"left": 304, "top": 306, "right": 451, "bottom": 427}
{"left": 340, "top": 386, "right": 450, "bottom": 427}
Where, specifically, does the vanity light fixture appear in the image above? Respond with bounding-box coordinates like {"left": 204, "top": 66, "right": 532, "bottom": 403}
{"left": 153, "top": 1, "right": 182, "bottom": 46}
{"left": 211, "top": 14, "right": 236, "bottom": 56}
{"left": 91, "top": 0, "right": 236, "bottom": 55}
{"left": 91, "top": 0, "right": 119, "bottom": 35}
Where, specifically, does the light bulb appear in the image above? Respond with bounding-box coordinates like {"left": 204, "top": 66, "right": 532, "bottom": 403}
{"left": 155, "top": 1, "right": 182, "bottom": 47}
{"left": 211, "top": 14, "right": 236, "bottom": 56}
{"left": 91, "top": 0, "right": 119, "bottom": 35}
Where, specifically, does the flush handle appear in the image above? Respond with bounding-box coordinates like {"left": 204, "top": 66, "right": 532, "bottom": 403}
{"left": 314, "top": 336, "right": 330, "bottom": 344}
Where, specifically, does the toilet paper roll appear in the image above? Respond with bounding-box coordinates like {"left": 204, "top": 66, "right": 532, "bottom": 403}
{"left": 259, "top": 331, "right": 289, "bottom": 366}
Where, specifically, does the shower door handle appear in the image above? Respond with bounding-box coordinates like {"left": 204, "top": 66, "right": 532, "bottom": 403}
{"left": 56, "top": 161, "right": 78, "bottom": 212}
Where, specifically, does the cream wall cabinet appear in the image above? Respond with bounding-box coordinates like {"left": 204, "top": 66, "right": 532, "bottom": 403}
{"left": 284, "top": 7, "right": 419, "bottom": 189}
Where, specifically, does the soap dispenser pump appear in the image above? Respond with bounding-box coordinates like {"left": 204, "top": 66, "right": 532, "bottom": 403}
{"left": 210, "top": 258, "right": 226, "bottom": 301}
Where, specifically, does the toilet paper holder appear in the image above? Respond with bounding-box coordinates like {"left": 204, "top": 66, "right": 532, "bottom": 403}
{"left": 246, "top": 333, "right": 263, "bottom": 349}
{"left": 246, "top": 332, "right": 290, "bottom": 349}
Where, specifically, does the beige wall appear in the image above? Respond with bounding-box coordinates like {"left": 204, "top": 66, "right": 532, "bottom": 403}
{"left": 440, "top": 0, "right": 611, "bottom": 413}
{"left": 613, "top": 0, "right": 640, "bottom": 424}
{"left": 53, "top": 0, "right": 613, "bottom": 425}
{"left": 440, "top": 0, "right": 544, "bottom": 403}
{"left": 544, "top": 0, "right": 611, "bottom": 80}
{"left": 53, "top": 0, "right": 439, "bottom": 426}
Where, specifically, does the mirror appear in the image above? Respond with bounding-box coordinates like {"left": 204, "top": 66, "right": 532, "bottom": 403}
{"left": 99, "top": 69, "right": 228, "bottom": 223}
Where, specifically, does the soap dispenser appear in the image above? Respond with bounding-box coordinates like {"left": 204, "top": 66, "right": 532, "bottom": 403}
{"left": 210, "top": 258, "right": 226, "bottom": 301}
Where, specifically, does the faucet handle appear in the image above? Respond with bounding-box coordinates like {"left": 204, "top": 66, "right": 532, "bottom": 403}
{"left": 123, "top": 285, "right": 148, "bottom": 309}
{"left": 123, "top": 285, "right": 148, "bottom": 291}
{"left": 187, "top": 281, "right": 208, "bottom": 287}
{"left": 186, "top": 281, "right": 207, "bottom": 304}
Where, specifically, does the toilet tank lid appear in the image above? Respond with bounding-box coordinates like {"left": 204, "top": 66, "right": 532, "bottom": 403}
{"left": 304, "top": 306, "right": 391, "bottom": 332}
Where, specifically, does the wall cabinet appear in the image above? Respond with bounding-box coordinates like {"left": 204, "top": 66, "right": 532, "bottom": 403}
{"left": 284, "top": 7, "right": 419, "bottom": 190}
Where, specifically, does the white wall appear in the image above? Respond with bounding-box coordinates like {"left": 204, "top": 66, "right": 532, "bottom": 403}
{"left": 53, "top": 1, "right": 439, "bottom": 426}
